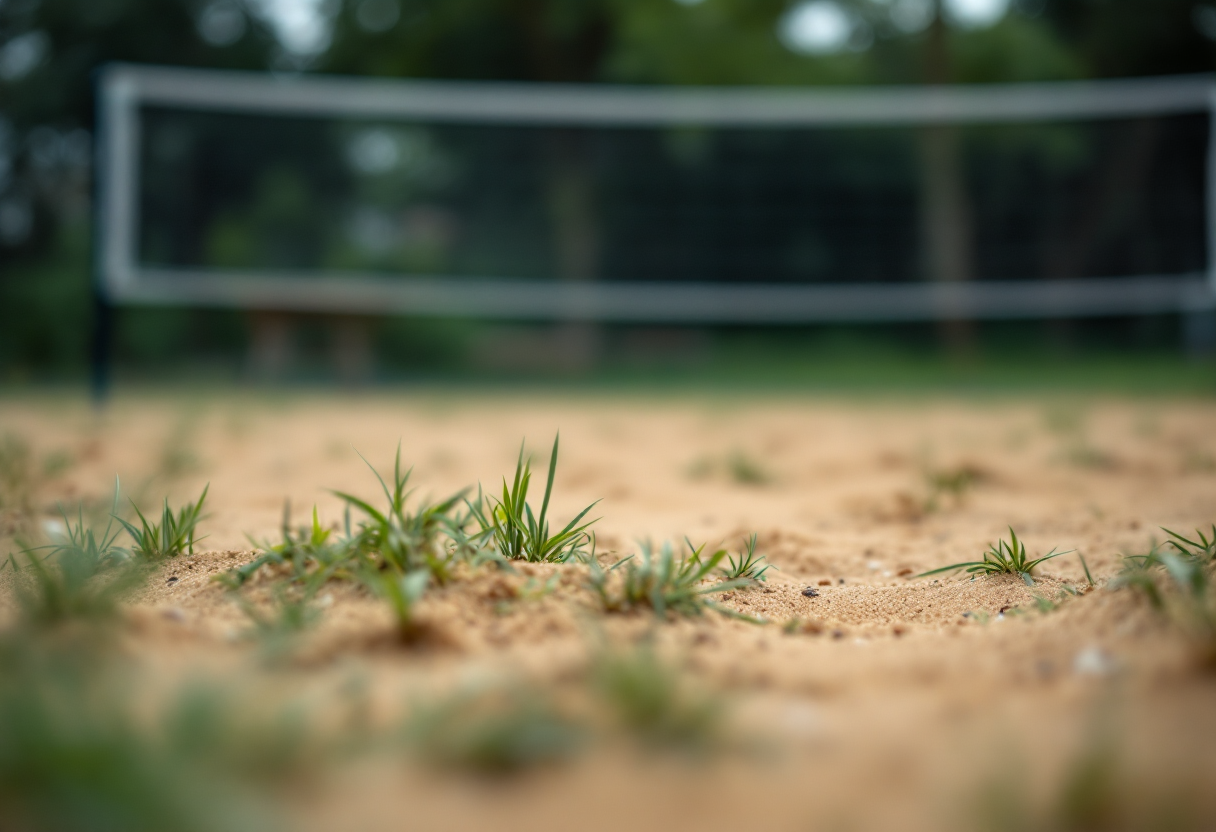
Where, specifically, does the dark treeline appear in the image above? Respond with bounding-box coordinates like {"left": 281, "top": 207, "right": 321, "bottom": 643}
{"left": 1, "top": 0, "right": 1214, "bottom": 380}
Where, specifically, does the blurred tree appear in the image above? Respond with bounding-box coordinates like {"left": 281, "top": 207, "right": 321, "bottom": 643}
{"left": 0, "top": 0, "right": 278, "bottom": 378}
{"left": 325, "top": 0, "right": 625, "bottom": 367}
{"left": 0, "top": 0, "right": 277, "bottom": 257}
{"left": 604, "top": 0, "right": 1081, "bottom": 354}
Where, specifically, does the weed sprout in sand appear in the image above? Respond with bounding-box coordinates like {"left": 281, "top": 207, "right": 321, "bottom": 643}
{"left": 116, "top": 484, "right": 209, "bottom": 561}
{"left": 4, "top": 482, "right": 146, "bottom": 627}
{"left": 588, "top": 538, "right": 761, "bottom": 620}
{"left": 592, "top": 643, "right": 725, "bottom": 754}
{"left": 333, "top": 444, "right": 469, "bottom": 584}
{"left": 717, "top": 534, "right": 774, "bottom": 583}
{"left": 468, "top": 434, "right": 599, "bottom": 563}
{"left": 219, "top": 436, "right": 602, "bottom": 644}
{"left": 1114, "top": 525, "right": 1216, "bottom": 667}
{"left": 917, "top": 528, "right": 1069, "bottom": 586}
{"left": 406, "top": 683, "right": 584, "bottom": 775}
{"left": 0, "top": 636, "right": 322, "bottom": 832}
{"left": 220, "top": 444, "right": 470, "bottom": 643}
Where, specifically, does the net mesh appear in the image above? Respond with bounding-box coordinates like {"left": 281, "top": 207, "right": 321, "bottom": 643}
{"left": 136, "top": 107, "right": 1208, "bottom": 287}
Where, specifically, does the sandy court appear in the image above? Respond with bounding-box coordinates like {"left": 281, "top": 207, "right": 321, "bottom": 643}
{"left": 2, "top": 390, "right": 1216, "bottom": 830}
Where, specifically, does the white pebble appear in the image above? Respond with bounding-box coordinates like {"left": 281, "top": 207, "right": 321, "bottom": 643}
{"left": 1073, "top": 646, "right": 1116, "bottom": 677}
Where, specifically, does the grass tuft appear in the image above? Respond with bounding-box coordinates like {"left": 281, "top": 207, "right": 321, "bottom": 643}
{"left": 218, "top": 502, "right": 344, "bottom": 591}
{"left": 406, "top": 683, "right": 583, "bottom": 774}
{"left": 916, "top": 528, "right": 1069, "bottom": 586}
{"left": 587, "top": 539, "right": 758, "bottom": 620}
{"left": 592, "top": 643, "right": 724, "bottom": 754}
{"left": 0, "top": 639, "right": 312, "bottom": 832}
{"left": 1161, "top": 525, "right": 1216, "bottom": 563}
{"left": 334, "top": 444, "right": 468, "bottom": 583}
{"left": 234, "top": 582, "right": 322, "bottom": 658}
{"left": 115, "top": 484, "right": 209, "bottom": 561}
{"left": 922, "top": 462, "right": 982, "bottom": 512}
{"left": 717, "top": 534, "right": 774, "bottom": 583}
{"left": 356, "top": 563, "right": 430, "bottom": 642}
{"left": 7, "top": 482, "right": 146, "bottom": 627}
{"left": 468, "top": 434, "right": 599, "bottom": 563}
{"left": 1114, "top": 526, "right": 1216, "bottom": 668}
{"left": 726, "top": 450, "right": 772, "bottom": 485}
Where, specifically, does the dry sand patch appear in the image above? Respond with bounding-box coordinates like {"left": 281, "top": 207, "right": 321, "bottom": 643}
{"left": 2, "top": 391, "right": 1215, "bottom": 830}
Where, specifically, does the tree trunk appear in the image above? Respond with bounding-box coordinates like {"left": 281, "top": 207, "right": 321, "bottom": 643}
{"left": 509, "top": 1, "right": 612, "bottom": 371}
{"left": 546, "top": 131, "right": 604, "bottom": 370}
{"left": 919, "top": 2, "right": 976, "bottom": 355}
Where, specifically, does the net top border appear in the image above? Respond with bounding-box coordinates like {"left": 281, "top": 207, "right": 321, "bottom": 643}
{"left": 100, "top": 63, "right": 1216, "bottom": 127}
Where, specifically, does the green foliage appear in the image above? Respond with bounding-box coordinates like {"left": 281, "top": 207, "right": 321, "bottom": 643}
{"left": 976, "top": 730, "right": 1202, "bottom": 832}
{"left": 235, "top": 583, "right": 323, "bottom": 658}
{"left": 116, "top": 485, "right": 209, "bottom": 560}
{"left": 6, "top": 487, "right": 146, "bottom": 627}
{"left": 923, "top": 463, "right": 982, "bottom": 512}
{"left": 726, "top": 450, "right": 772, "bottom": 486}
{"left": 493, "top": 573, "right": 560, "bottom": 615}
{"left": 218, "top": 444, "right": 486, "bottom": 644}
{"left": 1115, "top": 526, "right": 1216, "bottom": 667}
{"left": 468, "top": 435, "right": 599, "bottom": 563}
{"left": 406, "top": 684, "right": 584, "bottom": 775}
{"left": 717, "top": 534, "right": 773, "bottom": 583}
{"left": 686, "top": 451, "right": 772, "bottom": 486}
{"left": 916, "top": 528, "right": 1069, "bottom": 586}
{"left": 0, "top": 639, "right": 312, "bottom": 832}
{"left": 334, "top": 445, "right": 468, "bottom": 583}
{"left": 1079, "top": 553, "right": 1095, "bottom": 588}
{"left": 592, "top": 644, "right": 723, "bottom": 754}
{"left": 356, "top": 565, "right": 430, "bottom": 642}
{"left": 218, "top": 502, "right": 357, "bottom": 594}
{"left": 1161, "top": 525, "right": 1216, "bottom": 563}
{"left": 587, "top": 539, "right": 755, "bottom": 619}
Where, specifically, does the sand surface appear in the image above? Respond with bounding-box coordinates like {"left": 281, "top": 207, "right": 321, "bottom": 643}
{"left": 3, "top": 390, "right": 1216, "bottom": 830}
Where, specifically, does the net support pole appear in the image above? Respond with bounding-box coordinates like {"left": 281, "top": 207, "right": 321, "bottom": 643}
{"left": 90, "top": 67, "right": 114, "bottom": 407}
{"left": 92, "top": 68, "right": 142, "bottom": 403}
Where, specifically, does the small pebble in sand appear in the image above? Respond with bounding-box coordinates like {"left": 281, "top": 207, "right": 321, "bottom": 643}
{"left": 838, "top": 578, "right": 846, "bottom": 584}
{"left": 801, "top": 587, "right": 819, "bottom": 597}
{"left": 166, "top": 576, "right": 179, "bottom": 586}
{"left": 1073, "top": 646, "right": 1117, "bottom": 677}
{"left": 818, "top": 579, "right": 832, "bottom": 586}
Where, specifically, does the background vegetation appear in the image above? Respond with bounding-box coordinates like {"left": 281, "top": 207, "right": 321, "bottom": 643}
{"left": 2, "top": 0, "right": 1215, "bottom": 388}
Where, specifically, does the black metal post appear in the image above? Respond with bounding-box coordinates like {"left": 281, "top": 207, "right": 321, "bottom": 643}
{"left": 90, "top": 284, "right": 112, "bottom": 407}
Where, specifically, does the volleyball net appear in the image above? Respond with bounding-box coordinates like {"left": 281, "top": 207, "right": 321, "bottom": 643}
{"left": 95, "top": 64, "right": 1216, "bottom": 323}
